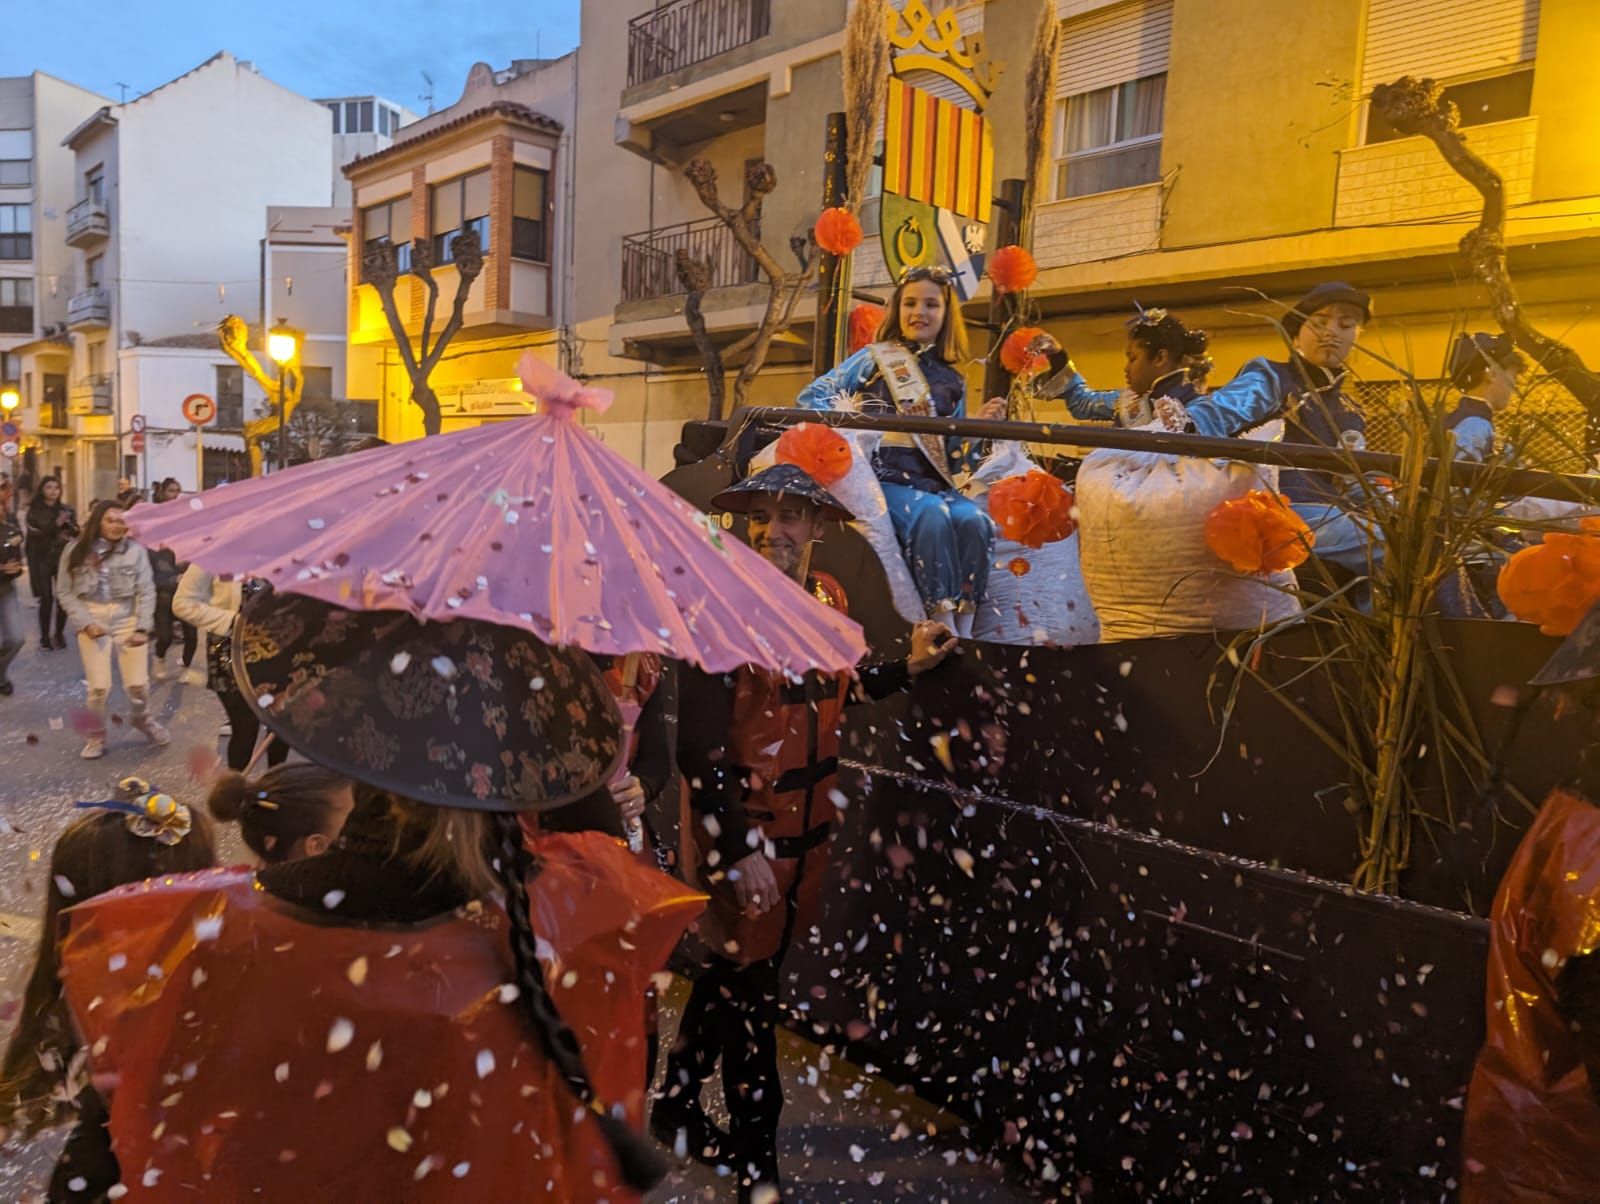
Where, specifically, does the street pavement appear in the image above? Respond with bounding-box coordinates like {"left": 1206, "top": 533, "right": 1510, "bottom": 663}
{"left": 0, "top": 601, "right": 1036, "bottom": 1202}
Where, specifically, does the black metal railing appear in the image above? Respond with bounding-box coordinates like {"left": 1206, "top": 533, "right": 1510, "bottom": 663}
{"left": 620, "top": 215, "right": 762, "bottom": 304}
{"left": 626, "top": 0, "right": 772, "bottom": 88}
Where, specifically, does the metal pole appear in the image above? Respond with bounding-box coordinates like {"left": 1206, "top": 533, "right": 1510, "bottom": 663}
{"left": 276, "top": 367, "right": 287, "bottom": 472}
{"left": 734, "top": 405, "right": 1600, "bottom": 506}
{"left": 982, "top": 178, "right": 1026, "bottom": 407}
{"left": 195, "top": 426, "right": 203, "bottom": 491}
{"left": 811, "top": 113, "right": 849, "bottom": 376}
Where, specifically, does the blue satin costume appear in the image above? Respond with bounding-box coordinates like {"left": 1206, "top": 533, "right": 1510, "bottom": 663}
{"left": 1181, "top": 356, "right": 1377, "bottom": 573}
{"left": 797, "top": 343, "right": 994, "bottom": 610}
{"left": 1445, "top": 396, "right": 1504, "bottom": 463}
{"left": 1037, "top": 351, "right": 1202, "bottom": 425}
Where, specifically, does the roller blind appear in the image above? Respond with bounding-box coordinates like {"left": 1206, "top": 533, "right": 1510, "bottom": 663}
{"left": 1057, "top": 0, "right": 1173, "bottom": 99}
{"left": 1362, "top": 0, "right": 1540, "bottom": 92}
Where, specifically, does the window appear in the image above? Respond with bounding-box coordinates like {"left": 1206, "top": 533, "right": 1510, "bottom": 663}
{"left": 1365, "top": 68, "right": 1534, "bottom": 144}
{"left": 85, "top": 255, "right": 103, "bottom": 289}
{"left": 43, "top": 373, "right": 66, "bottom": 428}
{"left": 0, "top": 130, "right": 31, "bottom": 188}
{"left": 388, "top": 107, "right": 402, "bottom": 133}
{"left": 344, "top": 102, "right": 360, "bottom": 134}
{"left": 86, "top": 340, "right": 103, "bottom": 377}
{"left": 302, "top": 365, "right": 334, "bottom": 404}
{"left": 360, "top": 101, "right": 374, "bottom": 133}
{"left": 216, "top": 364, "right": 244, "bottom": 428}
{"left": 378, "top": 106, "right": 390, "bottom": 136}
{"left": 512, "top": 166, "right": 549, "bottom": 262}
{"left": 0, "top": 203, "right": 30, "bottom": 259}
{"left": 328, "top": 103, "right": 340, "bottom": 133}
{"left": 1052, "top": 72, "right": 1166, "bottom": 199}
{"left": 85, "top": 168, "right": 104, "bottom": 205}
{"left": 431, "top": 169, "right": 490, "bottom": 263}
{"left": 361, "top": 195, "right": 413, "bottom": 278}
{"left": 0, "top": 277, "right": 32, "bottom": 333}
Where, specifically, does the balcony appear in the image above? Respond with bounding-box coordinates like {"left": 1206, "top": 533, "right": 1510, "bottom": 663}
{"left": 626, "top": 0, "right": 771, "bottom": 89}
{"left": 621, "top": 215, "right": 762, "bottom": 304}
{"left": 1335, "top": 117, "right": 1537, "bottom": 229}
{"left": 65, "top": 198, "right": 110, "bottom": 246}
{"left": 67, "top": 374, "right": 112, "bottom": 416}
{"left": 66, "top": 287, "right": 110, "bottom": 329}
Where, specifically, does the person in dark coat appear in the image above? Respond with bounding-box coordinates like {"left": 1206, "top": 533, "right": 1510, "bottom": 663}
{"left": 24, "top": 475, "right": 77, "bottom": 649}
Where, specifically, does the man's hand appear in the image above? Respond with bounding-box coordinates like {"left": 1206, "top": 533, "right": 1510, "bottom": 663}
{"left": 82, "top": 624, "right": 107, "bottom": 639}
{"left": 978, "top": 396, "right": 1008, "bottom": 421}
{"left": 609, "top": 774, "right": 647, "bottom": 823}
{"left": 907, "top": 619, "right": 957, "bottom": 676}
{"left": 728, "top": 850, "right": 779, "bottom": 917}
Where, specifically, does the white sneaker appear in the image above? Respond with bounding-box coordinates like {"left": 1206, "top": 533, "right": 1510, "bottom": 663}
{"left": 182, "top": 665, "right": 207, "bottom": 686}
{"left": 133, "top": 717, "right": 171, "bottom": 747}
{"left": 81, "top": 735, "right": 106, "bottom": 759}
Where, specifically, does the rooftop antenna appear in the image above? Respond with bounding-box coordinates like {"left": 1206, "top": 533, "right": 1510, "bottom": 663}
{"left": 115, "top": 82, "right": 131, "bottom": 102}
{"left": 420, "top": 71, "right": 435, "bottom": 115}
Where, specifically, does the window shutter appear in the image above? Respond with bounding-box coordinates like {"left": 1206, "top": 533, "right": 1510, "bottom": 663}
{"left": 1057, "top": 0, "right": 1174, "bottom": 98}
{"left": 1362, "top": 0, "right": 1540, "bottom": 92}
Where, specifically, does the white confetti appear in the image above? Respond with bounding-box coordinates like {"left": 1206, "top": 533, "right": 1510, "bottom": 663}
{"left": 413, "top": 1088, "right": 433, "bottom": 1109}
{"left": 366, "top": 1042, "right": 384, "bottom": 1072}
{"left": 387, "top": 1127, "right": 413, "bottom": 1152}
{"left": 390, "top": 652, "right": 411, "bottom": 674}
{"left": 323, "top": 890, "right": 346, "bottom": 910}
{"left": 347, "top": 957, "right": 369, "bottom": 986}
{"left": 106, "top": 953, "right": 127, "bottom": 972}
{"left": 452, "top": 1162, "right": 471, "bottom": 1179}
{"left": 53, "top": 875, "right": 76, "bottom": 899}
{"left": 193, "top": 915, "right": 223, "bottom": 942}
{"left": 475, "top": 1049, "right": 496, "bottom": 1079}
{"left": 431, "top": 656, "right": 456, "bottom": 679}
{"left": 275, "top": 1062, "right": 290, "bottom": 1083}
{"left": 326, "top": 1018, "right": 355, "bottom": 1053}
{"left": 307, "top": 518, "right": 325, "bottom": 530}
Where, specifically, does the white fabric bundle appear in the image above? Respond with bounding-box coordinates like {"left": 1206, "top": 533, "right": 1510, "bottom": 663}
{"left": 965, "top": 443, "right": 1100, "bottom": 646}
{"left": 1074, "top": 420, "right": 1302, "bottom": 642}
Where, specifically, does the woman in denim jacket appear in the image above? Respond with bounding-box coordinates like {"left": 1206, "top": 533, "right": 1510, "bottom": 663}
{"left": 56, "top": 500, "right": 168, "bottom": 758}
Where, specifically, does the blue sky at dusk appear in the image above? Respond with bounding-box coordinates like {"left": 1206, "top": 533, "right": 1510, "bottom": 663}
{"left": 2, "top": 0, "right": 582, "bottom": 111}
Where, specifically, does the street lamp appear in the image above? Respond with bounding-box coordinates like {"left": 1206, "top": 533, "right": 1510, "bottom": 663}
{"left": 266, "top": 320, "right": 302, "bottom": 471}
{"left": 0, "top": 387, "right": 18, "bottom": 413}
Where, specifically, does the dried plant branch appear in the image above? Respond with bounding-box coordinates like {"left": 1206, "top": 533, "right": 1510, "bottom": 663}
{"left": 842, "top": 0, "right": 893, "bottom": 210}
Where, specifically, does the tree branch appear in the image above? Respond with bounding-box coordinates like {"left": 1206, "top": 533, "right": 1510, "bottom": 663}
{"left": 409, "top": 238, "right": 441, "bottom": 363}
{"left": 420, "top": 228, "right": 484, "bottom": 377}
{"left": 1371, "top": 76, "right": 1600, "bottom": 427}
{"left": 675, "top": 250, "right": 726, "bottom": 421}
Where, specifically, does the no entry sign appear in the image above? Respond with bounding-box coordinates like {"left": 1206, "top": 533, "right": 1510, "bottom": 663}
{"left": 130, "top": 432, "right": 146, "bottom": 453}
{"left": 182, "top": 393, "right": 217, "bottom": 426}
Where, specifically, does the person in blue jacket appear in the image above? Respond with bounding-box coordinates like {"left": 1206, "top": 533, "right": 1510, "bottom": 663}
{"left": 1445, "top": 331, "right": 1526, "bottom": 463}
{"left": 1032, "top": 308, "right": 1213, "bottom": 427}
{"left": 1155, "top": 281, "right": 1375, "bottom": 575}
{"left": 796, "top": 266, "right": 1007, "bottom": 634}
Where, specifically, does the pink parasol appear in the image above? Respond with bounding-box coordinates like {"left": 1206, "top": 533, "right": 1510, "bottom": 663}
{"left": 125, "top": 355, "right": 865, "bottom": 675}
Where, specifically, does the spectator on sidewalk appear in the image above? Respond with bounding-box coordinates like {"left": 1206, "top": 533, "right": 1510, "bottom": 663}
{"left": 172, "top": 564, "right": 286, "bottom": 770}
{"left": 55, "top": 500, "right": 169, "bottom": 758}
{"left": 0, "top": 475, "right": 24, "bottom": 697}
{"left": 24, "top": 475, "right": 78, "bottom": 650}
{"left": 148, "top": 479, "right": 197, "bottom": 680}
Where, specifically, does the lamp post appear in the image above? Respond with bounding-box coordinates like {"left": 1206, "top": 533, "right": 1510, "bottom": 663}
{"left": 266, "top": 320, "right": 302, "bottom": 472}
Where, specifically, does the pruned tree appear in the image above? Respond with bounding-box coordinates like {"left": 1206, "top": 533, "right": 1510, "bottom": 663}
{"left": 218, "top": 314, "right": 302, "bottom": 477}
{"left": 674, "top": 250, "right": 726, "bottom": 419}
{"left": 362, "top": 229, "right": 485, "bottom": 436}
{"left": 1370, "top": 76, "right": 1600, "bottom": 445}
{"left": 682, "top": 159, "right": 817, "bottom": 421}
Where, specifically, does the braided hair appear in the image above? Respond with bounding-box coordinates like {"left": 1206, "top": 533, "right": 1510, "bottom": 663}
{"left": 489, "top": 812, "right": 666, "bottom": 1192}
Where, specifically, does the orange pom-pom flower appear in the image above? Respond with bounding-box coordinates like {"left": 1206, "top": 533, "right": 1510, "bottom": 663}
{"left": 987, "top": 245, "right": 1038, "bottom": 294}
{"left": 999, "top": 326, "right": 1050, "bottom": 377}
{"left": 987, "top": 470, "right": 1077, "bottom": 548}
{"left": 1205, "top": 491, "right": 1314, "bottom": 574}
{"left": 1496, "top": 519, "right": 1600, "bottom": 636}
{"left": 775, "top": 422, "right": 852, "bottom": 487}
{"left": 814, "top": 207, "right": 864, "bottom": 256}
{"left": 848, "top": 303, "right": 885, "bottom": 354}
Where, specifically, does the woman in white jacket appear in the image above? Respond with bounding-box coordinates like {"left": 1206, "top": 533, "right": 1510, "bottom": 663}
{"left": 56, "top": 501, "right": 169, "bottom": 759}
{"left": 172, "top": 565, "right": 286, "bottom": 770}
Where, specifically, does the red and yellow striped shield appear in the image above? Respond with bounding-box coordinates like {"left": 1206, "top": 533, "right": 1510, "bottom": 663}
{"left": 882, "top": 76, "right": 993, "bottom": 223}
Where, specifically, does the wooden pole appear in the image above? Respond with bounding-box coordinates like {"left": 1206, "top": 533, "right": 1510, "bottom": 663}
{"left": 983, "top": 178, "right": 1027, "bottom": 406}
{"left": 811, "top": 113, "right": 850, "bottom": 376}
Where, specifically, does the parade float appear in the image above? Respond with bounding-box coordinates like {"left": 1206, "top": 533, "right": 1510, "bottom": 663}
{"left": 659, "top": 3, "right": 1600, "bottom": 1198}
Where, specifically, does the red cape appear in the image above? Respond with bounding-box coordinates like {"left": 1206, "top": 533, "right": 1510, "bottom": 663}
{"left": 59, "top": 831, "right": 704, "bottom": 1201}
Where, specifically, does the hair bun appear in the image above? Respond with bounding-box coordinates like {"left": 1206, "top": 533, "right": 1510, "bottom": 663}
{"left": 206, "top": 772, "right": 253, "bottom": 822}
{"left": 1183, "top": 329, "right": 1211, "bottom": 357}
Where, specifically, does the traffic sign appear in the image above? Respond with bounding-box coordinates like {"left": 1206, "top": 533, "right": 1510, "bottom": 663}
{"left": 130, "top": 414, "right": 145, "bottom": 434}
{"left": 0, "top": 439, "right": 17, "bottom": 459}
{"left": 0, "top": 421, "right": 17, "bottom": 439}
{"left": 130, "top": 432, "right": 146, "bottom": 453}
{"left": 181, "top": 393, "right": 217, "bottom": 426}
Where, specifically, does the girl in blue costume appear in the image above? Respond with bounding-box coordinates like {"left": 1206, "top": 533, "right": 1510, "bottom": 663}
{"left": 1030, "top": 308, "right": 1212, "bottom": 427}
{"left": 796, "top": 266, "right": 1006, "bottom": 635}
{"left": 1446, "top": 331, "right": 1526, "bottom": 464}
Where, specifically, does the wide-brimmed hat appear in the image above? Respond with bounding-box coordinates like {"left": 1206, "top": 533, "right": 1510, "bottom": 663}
{"left": 233, "top": 589, "right": 622, "bottom": 811}
{"left": 1449, "top": 331, "right": 1521, "bottom": 389}
{"left": 711, "top": 463, "right": 855, "bottom": 522}
{"left": 1283, "top": 282, "right": 1372, "bottom": 338}
{"left": 1530, "top": 599, "right": 1600, "bottom": 687}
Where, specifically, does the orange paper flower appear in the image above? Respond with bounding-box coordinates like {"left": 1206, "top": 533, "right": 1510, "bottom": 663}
{"left": 1000, "top": 327, "right": 1050, "bottom": 377}
{"left": 814, "top": 207, "right": 864, "bottom": 256}
{"left": 848, "top": 303, "right": 885, "bottom": 354}
{"left": 775, "top": 422, "right": 852, "bottom": 487}
{"left": 987, "top": 245, "right": 1038, "bottom": 294}
{"left": 988, "top": 470, "right": 1076, "bottom": 548}
{"left": 1205, "top": 491, "right": 1315, "bottom": 574}
{"left": 1496, "top": 519, "right": 1600, "bottom": 636}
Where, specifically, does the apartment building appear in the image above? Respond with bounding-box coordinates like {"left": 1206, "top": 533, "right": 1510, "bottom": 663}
{"left": 0, "top": 72, "right": 111, "bottom": 501}
{"left": 343, "top": 56, "right": 573, "bottom": 443}
{"left": 322, "top": 94, "right": 419, "bottom": 206}
{"left": 57, "top": 52, "right": 338, "bottom": 504}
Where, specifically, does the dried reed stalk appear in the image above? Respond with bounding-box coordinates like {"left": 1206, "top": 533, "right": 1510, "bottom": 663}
{"left": 842, "top": 0, "right": 893, "bottom": 210}
{"left": 1021, "top": 0, "right": 1061, "bottom": 243}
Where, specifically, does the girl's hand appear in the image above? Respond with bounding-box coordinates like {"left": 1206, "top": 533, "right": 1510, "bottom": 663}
{"left": 82, "top": 624, "right": 107, "bottom": 639}
{"left": 127, "top": 631, "right": 149, "bottom": 648}
{"left": 978, "top": 396, "right": 1008, "bottom": 421}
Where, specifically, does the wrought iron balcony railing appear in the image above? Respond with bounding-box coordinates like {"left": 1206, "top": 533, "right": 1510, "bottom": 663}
{"left": 626, "top": 0, "right": 771, "bottom": 88}
{"left": 620, "top": 215, "right": 762, "bottom": 304}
